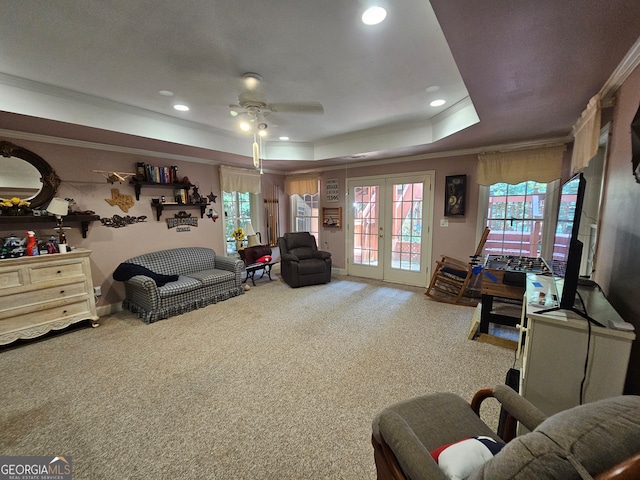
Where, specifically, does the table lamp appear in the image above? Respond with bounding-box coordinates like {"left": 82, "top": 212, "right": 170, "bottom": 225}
{"left": 47, "top": 197, "right": 69, "bottom": 249}
{"left": 245, "top": 223, "right": 260, "bottom": 247}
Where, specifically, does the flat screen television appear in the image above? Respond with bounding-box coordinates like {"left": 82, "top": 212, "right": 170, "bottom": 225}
{"left": 540, "top": 172, "right": 602, "bottom": 324}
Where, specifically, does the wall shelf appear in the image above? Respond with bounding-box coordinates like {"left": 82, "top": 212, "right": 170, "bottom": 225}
{"left": 322, "top": 207, "right": 342, "bottom": 228}
{"left": 0, "top": 214, "right": 100, "bottom": 238}
{"left": 129, "top": 180, "right": 193, "bottom": 201}
{"left": 151, "top": 203, "right": 206, "bottom": 221}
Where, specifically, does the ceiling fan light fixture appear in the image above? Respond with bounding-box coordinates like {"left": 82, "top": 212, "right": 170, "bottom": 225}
{"left": 242, "top": 72, "right": 263, "bottom": 90}
{"left": 362, "top": 6, "right": 387, "bottom": 25}
{"left": 258, "top": 129, "right": 267, "bottom": 137}
{"left": 240, "top": 121, "right": 251, "bottom": 131}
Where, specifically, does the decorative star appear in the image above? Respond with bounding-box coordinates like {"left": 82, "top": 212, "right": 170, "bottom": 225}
{"left": 207, "top": 192, "right": 217, "bottom": 203}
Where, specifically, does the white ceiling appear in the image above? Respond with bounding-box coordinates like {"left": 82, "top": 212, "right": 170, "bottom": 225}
{"left": 1, "top": 1, "right": 639, "bottom": 172}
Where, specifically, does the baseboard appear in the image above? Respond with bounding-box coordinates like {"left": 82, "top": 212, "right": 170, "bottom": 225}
{"left": 96, "top": 302, "right": 123, "bottom": 317}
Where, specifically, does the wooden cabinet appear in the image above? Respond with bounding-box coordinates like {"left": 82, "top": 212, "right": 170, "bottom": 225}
{"left": 322, "top": 207, "right": 342, "bottom": 228}
{"left": 0, "top": 248, "right": 99, "bottom": 345}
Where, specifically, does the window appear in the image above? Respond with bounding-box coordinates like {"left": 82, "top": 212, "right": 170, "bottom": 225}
{"left": 485, "top": 181, "right": 548, "bottom": 257}
{"left": 223, "top": 191, "right": 252, "bottom": 254}
{"left": 291, "top": 193, "right": 319, "bottom": 242}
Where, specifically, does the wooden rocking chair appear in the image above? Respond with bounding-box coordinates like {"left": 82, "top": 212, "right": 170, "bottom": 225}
{"left": 425, "top": 227, "right": 490, "bottom": 305}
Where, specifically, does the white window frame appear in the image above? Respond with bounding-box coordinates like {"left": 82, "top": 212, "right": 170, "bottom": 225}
{"left": 477, "top": 180, "right": 559, "bottom": 260}
{"left": 223, "top": 190, "right": 258, "bottom": 254}
{"left": 289, "top": 191, "right": 320, "bottom": 244}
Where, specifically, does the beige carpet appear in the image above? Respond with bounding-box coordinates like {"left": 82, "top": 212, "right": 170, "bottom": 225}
{"left": 0, "top": 274, "right": 515, "bottom": 479}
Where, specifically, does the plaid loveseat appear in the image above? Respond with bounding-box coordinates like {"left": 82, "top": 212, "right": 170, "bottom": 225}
{"left": 119, "top": 247, "right": 245, "bottom": 323}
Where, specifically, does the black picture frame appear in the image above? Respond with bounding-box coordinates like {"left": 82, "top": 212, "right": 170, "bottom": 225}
{"left": 445, "top": 174, "right": 466, "bottom": 216}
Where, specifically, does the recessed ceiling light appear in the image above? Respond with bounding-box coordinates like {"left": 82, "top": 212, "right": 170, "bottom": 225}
{"left": 362, "top": 6, "right": 387, "bottom": 25}
{"left": 159, "top": 90, "right": 174, "bottom": 96}
{"left": 425, "top": 86, "right": 440, "bottom": 93}
{"left": 279, "top": 136, "right": 289, "bottom": 141}
{"left": 173, "top": 104, "right": 189, "bottom": 111}
{"left": 430, "top": 99, "right": 446, "bottom": 107}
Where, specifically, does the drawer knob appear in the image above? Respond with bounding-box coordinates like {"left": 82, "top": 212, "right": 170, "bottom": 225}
{"left": 60, "top": 290, "right": 65, "bottom": 294}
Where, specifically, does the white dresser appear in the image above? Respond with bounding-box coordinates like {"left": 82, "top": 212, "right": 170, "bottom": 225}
{"left": 0, "top": 248, "right": 99, "bottom": 345}
{"left": 518, "top": 274, "right": 635, "bottom": 422}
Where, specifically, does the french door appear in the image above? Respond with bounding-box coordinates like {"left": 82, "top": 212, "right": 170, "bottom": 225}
{"left": 347, "top": 172, "right": 433, "bottom": 286}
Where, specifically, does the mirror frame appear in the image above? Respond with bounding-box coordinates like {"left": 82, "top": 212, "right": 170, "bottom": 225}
{"left": 0, "top": 141, "right": 61, "bottom": 209}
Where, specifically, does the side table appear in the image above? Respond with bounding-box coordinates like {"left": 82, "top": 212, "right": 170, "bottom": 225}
{"left": 244, "top": 262, "right": 274, "bottom": 286}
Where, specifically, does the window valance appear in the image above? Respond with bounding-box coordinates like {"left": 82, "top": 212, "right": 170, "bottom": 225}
{"left": 570, "top": 93, "right": 601, "bottom": 174}
{"left": 219, "top": 165, "right": 261, "bottom": 194}
{"left": 285, "top": 173, "right": 319, "bottom": 196}
{"left": 477, "top": 145, "right": 564, "bottom": 186}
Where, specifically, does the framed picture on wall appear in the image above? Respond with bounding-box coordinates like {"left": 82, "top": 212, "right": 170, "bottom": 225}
{"left": 445, "top": 174, "right": 466, "bottom": 216}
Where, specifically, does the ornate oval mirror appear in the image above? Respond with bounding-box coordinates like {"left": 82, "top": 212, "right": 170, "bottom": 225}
{"left": 0, "top": 141, "right": 61, "bottom": 209}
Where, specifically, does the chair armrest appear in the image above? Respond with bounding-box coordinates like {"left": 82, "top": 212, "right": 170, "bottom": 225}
{"left": 313, "top": 250, "right": 331, "bottom": 260}
{"left": 281, "top": 253, "right": 299, "bottom": 262}
{"left": 493, "top": 384, "right": 547, "bottom": 432}
{"left": 437, "top": 256, "right": 471, "bottom": 271}
{"left": 377, "top": 410, "right": 449, "bottom": 480}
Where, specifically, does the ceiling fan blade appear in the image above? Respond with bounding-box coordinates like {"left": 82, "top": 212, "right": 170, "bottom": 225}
{"left": 267, "top": 102, "right": 324, "bottom": 114}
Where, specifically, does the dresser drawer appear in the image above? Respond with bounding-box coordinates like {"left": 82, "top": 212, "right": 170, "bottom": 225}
{"left": 0, "top": 299, "right": 93, "bottom": 335}
{"left": 0, "top": 281, "right": 88, "bottom": 313}
{"left": 0, "top": 268, "right": 24, "bottom": 290}
{"left": 29, "top": 261, "right": 85, "bottom": 283}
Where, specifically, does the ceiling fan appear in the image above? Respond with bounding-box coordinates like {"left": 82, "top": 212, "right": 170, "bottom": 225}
{"left": 229, "top": 72, "right": 324, "bottom": 135}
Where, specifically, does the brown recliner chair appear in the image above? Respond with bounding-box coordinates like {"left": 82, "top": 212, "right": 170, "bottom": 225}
{"left": 277, "top": 232, "right": 331, "bottom": 288}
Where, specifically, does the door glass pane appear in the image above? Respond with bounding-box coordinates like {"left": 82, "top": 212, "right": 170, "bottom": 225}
{"left": 486, "top": 181, "right": 546, "bottom": 257}
{"left": 352, "top": 185, "right": 379, "bottom": 266}
{"left": 390, "top": 182, "right": 423, "bottom": 271}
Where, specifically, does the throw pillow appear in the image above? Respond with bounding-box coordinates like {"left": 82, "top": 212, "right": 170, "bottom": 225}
{"left": 255, "top": 255, "right": 272, "bottom": 264}
{"left": 431, "top": 436, "right": 505, "bottom": 480}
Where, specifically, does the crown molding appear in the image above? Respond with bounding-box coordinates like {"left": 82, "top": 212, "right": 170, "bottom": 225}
{"left": 600, "top": 35, "right": 640, "bottom": 100}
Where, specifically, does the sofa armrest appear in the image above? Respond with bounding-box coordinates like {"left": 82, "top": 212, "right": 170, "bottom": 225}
{"left": 313, "top": 250, "right": 332, "bottom": 260}
{"left": 123, "top": 275, "right": 161, "bottom": 309}
{"left": 281, "top": 253, "right": 299, "bottom": 262}
{"left": 215, "top": 255, "right": 245, "bottom": 273}
{"left": 493, "top": 384, "right": 547, "bottom": 432}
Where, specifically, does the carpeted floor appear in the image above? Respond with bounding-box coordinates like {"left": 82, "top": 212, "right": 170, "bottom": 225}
{"left": 0, "top": 274, "right": 515, "bottom": 479}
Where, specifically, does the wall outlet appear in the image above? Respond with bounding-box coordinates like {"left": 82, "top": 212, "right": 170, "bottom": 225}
{"left": 93, "top": 286, "right": 102, "bottom": 296}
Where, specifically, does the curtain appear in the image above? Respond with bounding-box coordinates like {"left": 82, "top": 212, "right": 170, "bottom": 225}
{"left": 571, "top": 93, "right": 601, "bottom": 174}
{"left": 477, "top": 145, "right": 564, "bottom": 186}
{"left": 285, "top": 173, "right": 319, "bottom": 195}
{"left": 219, "top": 165, "right": 261, "bottom": 194}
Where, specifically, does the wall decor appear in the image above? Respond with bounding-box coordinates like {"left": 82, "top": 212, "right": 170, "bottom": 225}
{"left": 105, "top": 189, "right": 135, "bottom": 212}
{"left": 166, "top": 210, "right": 198, "bottom": 231}
{"left": 326, "top": 178, "right": 339, "bottom": 203}
{"left": 445, "top": 174, "right": 466, "bottom": 217}
{"left": 100, "top": 215, "right": 147, "bottom": 227}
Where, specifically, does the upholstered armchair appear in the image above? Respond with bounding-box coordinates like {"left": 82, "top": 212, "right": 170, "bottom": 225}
{"left": 277, "top": 232, "right": 332, "bottom": 288}
{"left": 372, "top": 385, "right": 640, "bottom": 480}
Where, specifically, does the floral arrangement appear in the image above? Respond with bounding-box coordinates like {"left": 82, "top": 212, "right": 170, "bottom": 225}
{"left": 0, "top": 197, "right": 31, "bottom": 215}
{"left": 231, "top": 227, "right": 245, "bottom": 241}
